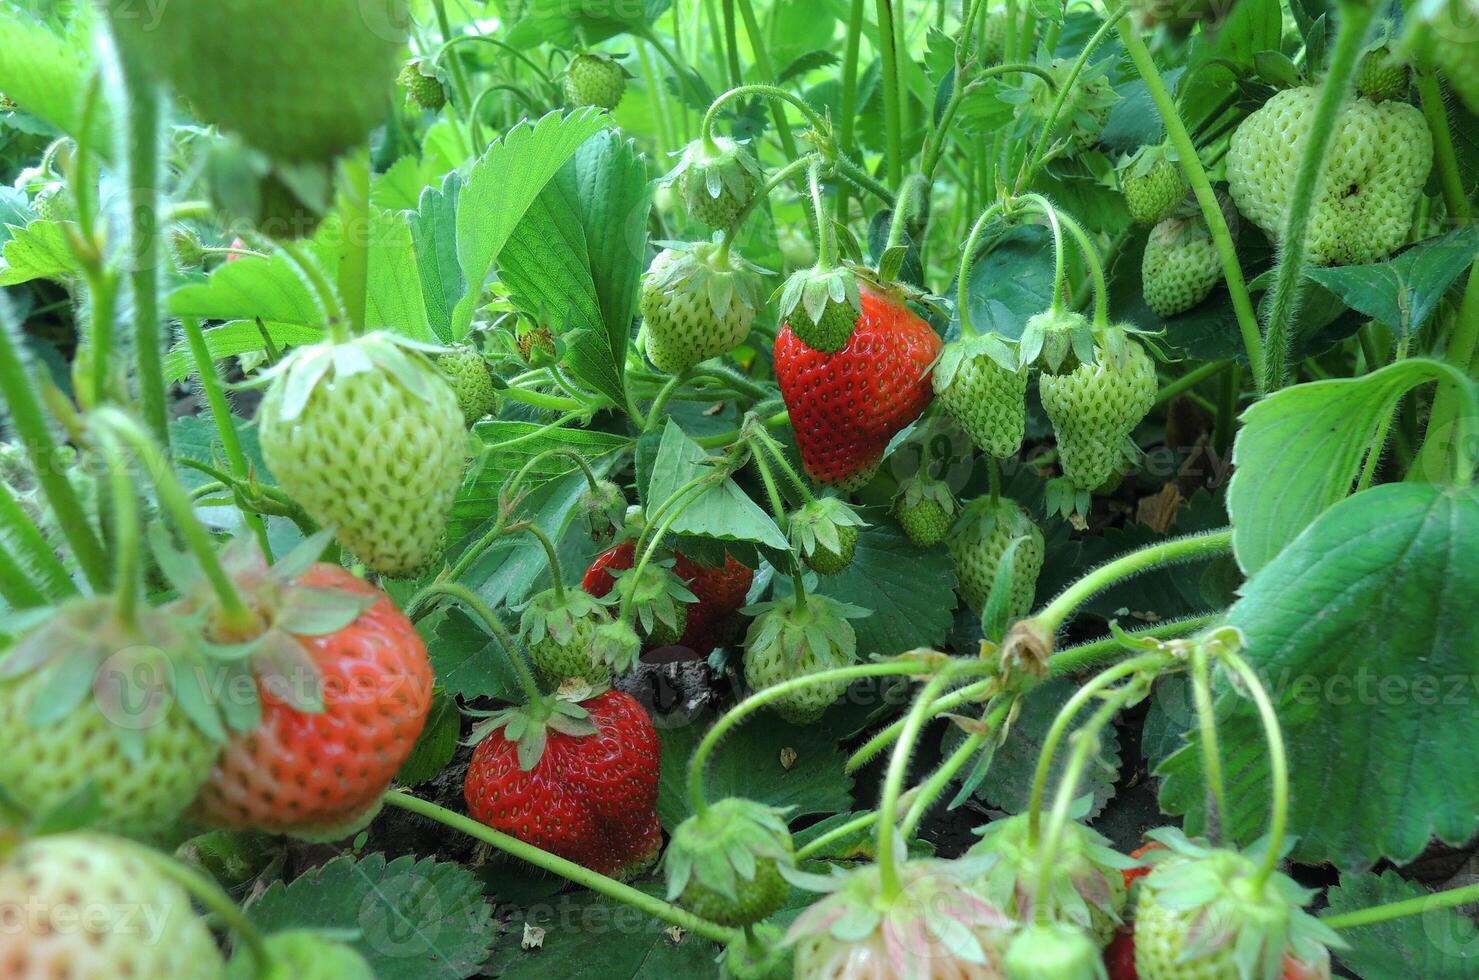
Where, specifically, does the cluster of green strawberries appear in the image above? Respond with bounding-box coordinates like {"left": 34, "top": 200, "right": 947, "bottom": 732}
{"left": 1119, "top": 28, "right": 1440, "bottom": 321}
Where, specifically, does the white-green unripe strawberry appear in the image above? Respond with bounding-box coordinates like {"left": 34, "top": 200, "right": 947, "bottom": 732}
{"left": 666, "top": 136, "right": 764, "bottom": 229}
{"left": 1142, "top": 213, "right": 1222, "bottom": 317}
{"left": 948, "top": 497, "right": 1044, "bottom": 617}
{"left": 741, "top": 593, "right": 865, "bottom": 723}
{"left": 1005, "top": 922, "right": 1107, "bottom": 980}
{"left": 258, "top": 331, "right": 466, "bottom": 575}
{"left": 1016, "top": 57, "right": 1119, "bottom": 151}
{"left": 641, "top": 242, "right": 764, "bottom": 374}
{"left": 438, "top": 345, "right": 499, "bottom": 425}
{"left": 775, "top": 265, "right": 863, "bottom": 353}
{"left": 933, "top": 333, "right": 1029, "bottom": 458}
{"left": 1039, "top": 332, "right": 1158, "bottom": 491}
{"left": 1120, "top": 146, "right": 1186, "bottom": 226}
{"left": 227, "top": 930, "right": 375, "bottom": 979}
{"left": 562, "top": 52, "right": 627, "bottom": 110}
{"left": 31, "top": 181, "right": 75, "bottom": 223}
{"left": 519, "top": 589, "right": 613, "bottom": 686}
{"left": 1226, "top": 86, "right": 1432, "bottom": 266}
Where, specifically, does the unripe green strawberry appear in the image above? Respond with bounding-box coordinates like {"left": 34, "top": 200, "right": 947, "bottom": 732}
{"left": 788, "top": 497, "right": 866, "bottom": 576}
{"left": 665, "top": 798, "right": 795, "bottom": 927}
{"left": 562, "top": 52, "right": 627, "bottom": 109}
{"left": 641, "top": 242, "right": 764, "bottom": 374}
{"left": 742, "top": 594, "right": 864, "bottom": 723}
{"left": 967, "top": 814, "right": 1133, "bottom": 948}
{"left": 0, "top": 598, "right": 221, "bottom": 835}
{"left": 1142, "top": 213, "right": 1222, "bottom": 318}
{"left": 578, "top": 479, "right": 628, "bottom": 540}
{"left": 606, "top": 560, "right": 694, "bottom": 648}
{"left": 776, "top": 265, "right": 864, "bottom": 353}
{"left": 722, "top": 923, "right": 793, "bottom": 979}
{"left": 438, "top": 345, "right": 499, "bottom": 425}
{"left": 948, "top": 497, "right": 1044, "bottom": 617}
{"left": 1226, "top": 86, "right": 1432, "bottom": 266}
{"left": 399, "top": 59, "right": 446, "bottom": 111}
{"left": 1020, "top": 58, "right": 1119, "bottom": 151}
{"left": 1121, "top": 151, "right": 1185, "bottom": 226}
{"left": 516, "top": 324, "right": 558, "bottom": 365}
{"left": 0, "top": 833, "right": 227, "bottom": 979}
{"left": 1355, "top": 45, "right": 1409, "bottom": 102}
{"left": 979, "top": 11, "right": 1008, "bottom": 64}
{"left": 228, "top": 930, "right": 374, "bottom": 980}
{"left": 105, "top": 0, "right": 407, "bottom": 164}
{"left": 934, "top": 334, "right": 1029, "bottom": 458}
{"left": 31, "top": 181, "right": 74, "bottom": 222}
{"left": 520, "top": 589, "right": 613, "bottom": 686}
{"left": 1040, "top": 334, "right": 1158, "bottom": 490}
{"left": 1005, "top": 922, "right": 1106, "bottom": 979}
{"left": 894, "top": 474, "right": 957, "bottom": 547}
{"left": 667, "top": 136, "right": 764, "bottom": 229}
{"left": 171, "top": 227, "right": 208, "bottom": 268}
{"left": 1132, "top": 831, "right": 1343, "bottom": 980}
{"left": 258, "top": 332, "right": 466, "bottom": 575}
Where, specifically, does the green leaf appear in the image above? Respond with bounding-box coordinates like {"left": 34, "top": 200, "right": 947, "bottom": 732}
{"left": 962, "top": 226, "right": 1057, "bottom": 338}
{"left": 364, "top": 207, "right": 434, "bottom": 342}
{"left": 0, "top": 221, "right": 79, "bottom": 285}
{"left": 481, "top": 885, "right": 719, "bottom": 979}
{"left": 411, "top": 172, "right": 463, "bottom": 344}
{"left": 451, "top": 109, "right": 608, "bottom": 336}
{"left": 245, "top": 852, "right": 494, "bottom": 979}
{"left": 396, "top": 689, "right": 460, "bottom": 786}
{"left": 1303, "top": 227, "right": 1479, "bottom": 337}
{"left": 1178, "top": 0, "right": 1283, "bottom": 128}
{"left": 1159, "top": 483, "right": 1479, "bottom": 868}
{"left": 803, "top": 519, "right": 957, "bottom": 657}
{"left": 163, "top": 321, "right": 325, "bottom": 384}
{"left": 645, "top": 421, "right": 789, "bottom": 551}
{"left": 1228, "top": 359, "right": 1473, "bottom": 574}
{"left": 950, "top": 677, "right": 1121, "bottom": 819}
{"left": 502, "top": 0, "right": 668, "bottom": 49}
{"left": 1324, "top": 870, "right": 1479, "bottom": 979}
{"left": 0, "top": 8, "right": 105, "bottom": 147}
{"left": 657, "top": 714, "right": 854, "bottom": 830}
{"left": 169, "top": 252, "right": 321, "bottom": 330}
{"left": 373, "top": 155, "right": 434, "bottom": 213}
{"left": 427, "top": 607, "right": 523, "bottom": 703}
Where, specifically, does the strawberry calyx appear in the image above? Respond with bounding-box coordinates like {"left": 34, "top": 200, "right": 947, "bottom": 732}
{"left": 742, "top": 592, "right": 866, "bottom": 666}
{"left": 966, "top": 812, "right": 1139, "bottom": 947}
{"left": 465, "top": 682, "right": 604, "bottom": 772}
{"left": 1004, "top": 920, "right": 1105, "bottom": 979}
{"left": 518, "top": 587, "right": 611, "bottom": 650}
{"left": 774, "top": 264, "right": 863, "bottom": 353}
{"left": 933, "top": 331, "right": 1021, "bottom": 391}
{"left": 255, "top": 330, "right": 452, "bottom": 423}
{"left": 894, "top": 472, "right": 958, "bottom": 543}
{"left": 787, "top": 497, "right": 866, "bottom": 576}
{"left": 591, "top": 618, "right": 643, "bottom": 673}
{"left": 605, "top": 558, "right": 696, "bottom": 647}
{"left": 1021, "top": 308, "right": 1095, "bottom": 373}
{"left": 577, "top": 480, "right": 628, "bottom": 540}
{"left": 665, "top": 136, "right": 764, "bottom": 226}
{"left": 663, "top": 797, "right": 795, "bottom": 917}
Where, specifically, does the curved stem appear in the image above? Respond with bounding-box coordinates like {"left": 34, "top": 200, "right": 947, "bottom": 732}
{"left": 1033, "top": 530, "right": 1233, "bottom": 635}
{"left": 957, "top": 200, "right": 1011, "bottom": 337}
{"left": 1026, "top": 653, "right": 1167, "bottom": 843}
{"left": 878, "top": 664, "right": 988, "bottom": 898}
{"left": 874, "top": 0, "right": 903, "bottom": 188}
{"left": 1116, "top": 23, "right": 1263, "bottom": 385}
{"left": 721, "top": 154, "right": 819, "bottom": 250}
{"left": 434, "top": 33, "right": 554, "bottom": 86}
{"left": 644, "top": 371, "right": 689, "bottom": 428}
{"left": 1017, "top": 7, "right": 1126, "bottom": 190}
{"left": 687, "top": 659, "right": 941, "bottom": 818}
{"left": 701, "top": 85, "right": 829, "bottom": 145}
{"left": 1033, "top": 674, "right": 1148, "bottom": 924}
{"left": 279, "top": 242, "right": 348, "bottom": 342}
{"left": 900, "top": 696, "right": 1014, "bottom": 836}
{"left": 884, "top": 174, "right": 927, "bottom": 256}
{"left": 382, "top": 792, "right": 737, "bottom": 944}
{"left": 1218, "top": 650, "right": 1288, "bottom": 890}
{"left": 92, "top": 429, "right": 142, "bottom": 626}
{"left": 1154, "top": 359, "right": 1231, "bottom": 408}
{"left": 833, "top": 154, "right": 897, "bottom": 207}
{"left": 1017, "top": 195, "right": 1069, "bottom": 313}
{"left": 97, "top": 411, "right": 254, "bottom": 632}
{"left": 0, "top": 482, "right": 75, "bottom": 604}
{"left": 1048, "top": 612, "right": 1223, "bottom": 675}
{"left": 499, "top": 385, "right": 590, "bottom": 413}
{"left": 732, "top": 0, "right": 800, "bottom": 158}
{"left": 1414, "top": 258, "right": 1479, "bottom": 484}
{"left": 479, "top": 410, "right": 589, "bottom": 452}
{"left": 808, "top": 160, "right": 836, "bottom": 269}
{"left": 517, "top": 523, "right": 567, "bottom": 602}
{"left": 413, "top": 582, "right": 543, "bottom": 704}
{"left": 116, "top": 840, "right": 271, "bottom": 970}
{"left": 1021, "top": 195, "right": 1106, "bottom": 324}
{"left": 1257, "top": 0, "right": 1378, "bottom": 391}
{"left": 469, "top": 83, "right": 545, "bottom": 124}
{"left": 619, "top": 477, "right": 713, "bottom": 627}
{"left": 1190, "top": 643, "right": 1228, "bottom": 840}
{"left": 795, "top": 812, "right": 877, "bottom": 860}
{"left": 1324, "top": 880, "right": 1479, "bottom": 931}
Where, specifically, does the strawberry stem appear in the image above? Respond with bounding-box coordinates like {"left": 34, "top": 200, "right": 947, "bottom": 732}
{"left": 416, "top": 582, "right": 544, "bottom": 704}
{"left": 899, "top": 694, "right": 1013, "bottom": 837}
{"left": 699, "top": 85, "right": 828, "bottom": 149}
{"left": 686, "top": 658, "right": 947, "bottom": 819}
{"left": 1190, "top": 642, "right": 1229, "bottom": 841}
{"left": 873, "top": 0, "right": 904, "bottom": 188}
{"left": 0, "top": 483, "right": 72, "bottom": 608}
{"left": 280, "top": 241, "right": 350, "bottom": 344}
{"left": 619, "top": 475, "right": 716, "bottom": 628}
{"left": 429, "top": 0, "right": 482, "bottom": 147}
{"left": 807, "top": 160, "right": 835, "bottom": 271}
{"left": 720, "top": 154, "right": 817, "bottom": 252}
{"left": 1116, "top": 22, "right": 1265, "bottom": 389}
{"left": 338, "top": 153, "right": 371, "bottom": 336}
{"left": 1218, "top": 649, "right": 1290, "bottom": 891}
{"left": 114, "top": 838, "right": 273, "bottom": 971}
{"left": 1025, "top": 654, "right": 1169, "bottom": 847}
{"left": 1323, "top": 879, "right": 1479, "bottom": 931}
{"left": 956, "top": 199, "right": 1010, "bottom": 338}
{"left": 382, "top": 791, "right": 739, "bottom": 944}
{"left": 746, "top": 425, "right": 815, "bottom": 504}
{"left": 92, "top": 428, "right": 143, "bottom": 627}
{"left": 95, "top": 409, "right": 258, "bottom": 635}
{"left": 881, "top": 174, "right": 925, "bottom": 258}
{"left": 512, "top": 523, "right": 567, "bottom": 603}
{"left": 0, "top": 300, "right": 110, "bottom": 591}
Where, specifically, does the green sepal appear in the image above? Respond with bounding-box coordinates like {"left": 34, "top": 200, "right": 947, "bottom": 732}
{"left": 606, "top": 559, "right": 697, "bottom": 643}
{"left": 664, "top": 797, "right": 795, "bottom": 903}
{"left": 591, "top": 618, "right": 643, "bottom": 673}
{"left": 1021, "top": 309, "right": 1094, "bottom": 374}
{"left": 786, "top": 497, "right": 866, "bottom": 574}
{"left": 933, "top": 332, "right": 1020, "bottom": 390}
{"left": 465, "top": 695, "right": 600, "bottom": 772}
{"left": 519, "top": 588, "right": 611, "bottom": 648}
{"left": 258, "top": 330, "right": 452, "bottom": 424}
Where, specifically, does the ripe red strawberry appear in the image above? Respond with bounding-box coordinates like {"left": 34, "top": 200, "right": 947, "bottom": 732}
{"left": 188, "top": 562, "right": 435, "bottom": 841}
{"left": 774, "top": 285, "right": 942, "bottom": 489}
{"left": 583, "top": 541, "right": 753, "bottom": 654}
{"left": 1106, "top": 927, "right": 1139, "bottom": 980}
{"left": 0, "top": 833, "right": 227, "bottom": 978}
{"left": 464, "top": 689, "right": 661, "bottom": 880}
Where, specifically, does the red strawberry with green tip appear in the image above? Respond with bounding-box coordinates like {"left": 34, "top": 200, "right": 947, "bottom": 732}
{"left": 774, "top": 284, "right": 942, "bottom": 490}
{"left": 464, "top": 687, "right": 661, "bottom": 880}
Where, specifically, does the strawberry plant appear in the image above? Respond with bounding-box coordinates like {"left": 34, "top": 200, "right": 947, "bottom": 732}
{"left": 0, "top": 0, "right": 1477, "bottom": 977}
